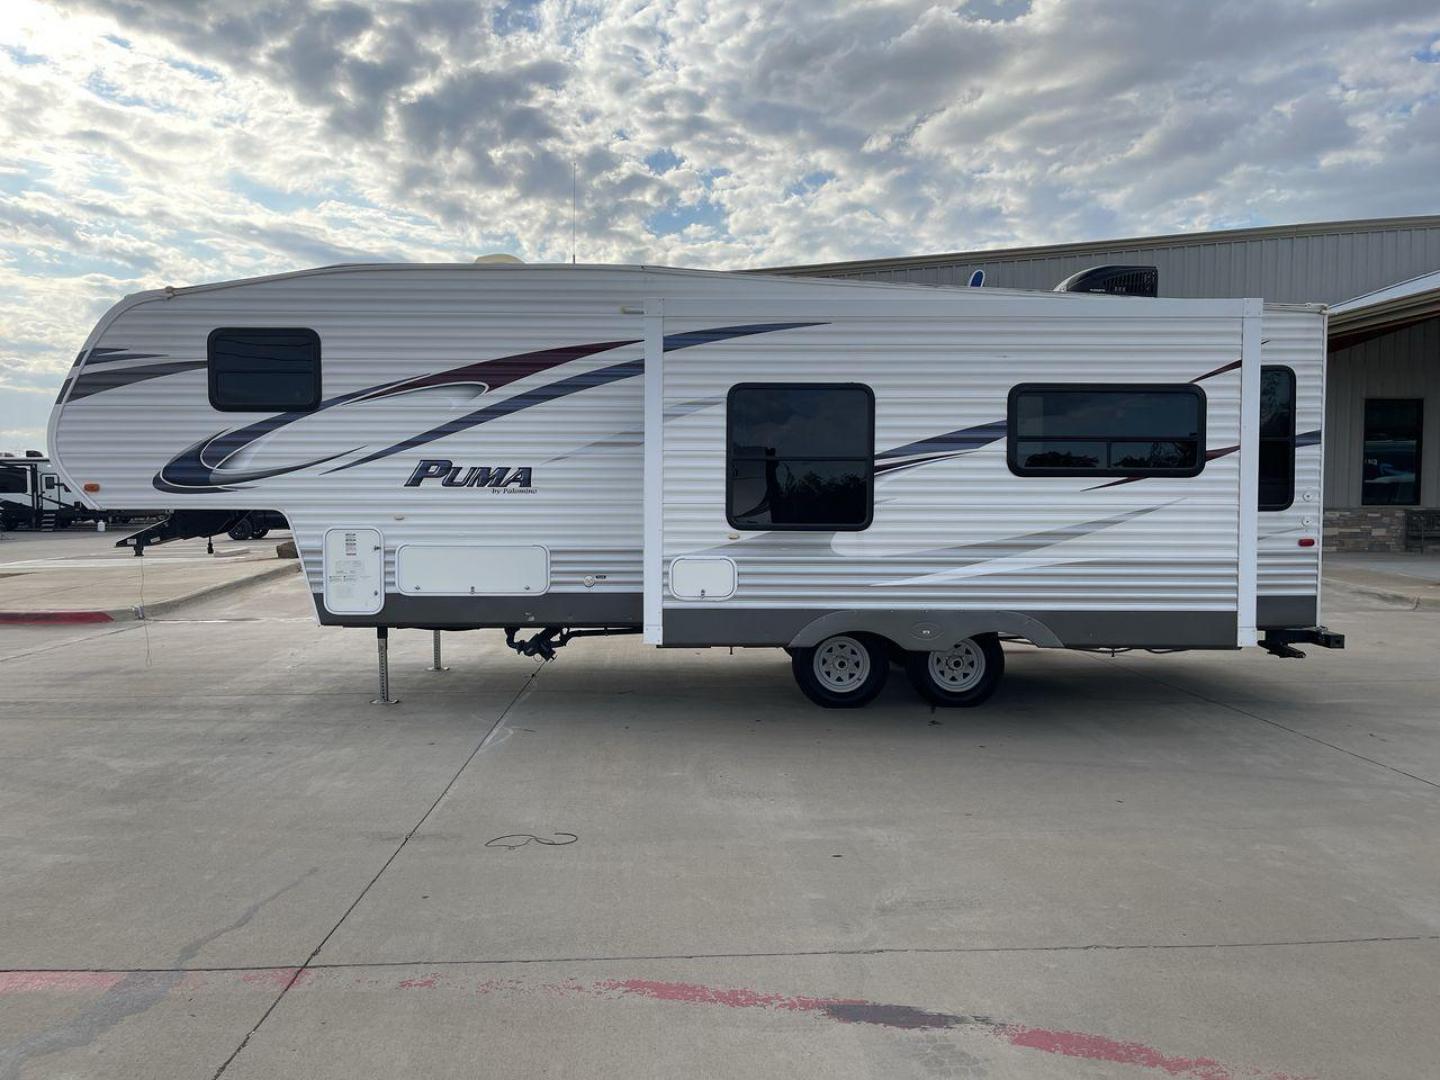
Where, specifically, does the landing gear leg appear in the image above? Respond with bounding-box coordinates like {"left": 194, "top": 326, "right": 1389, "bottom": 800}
{"left": 430, "top": 630, "right": 448, "bottom": 672}
{"left": 372, "top": 627, "right": 399, "bottom": 705}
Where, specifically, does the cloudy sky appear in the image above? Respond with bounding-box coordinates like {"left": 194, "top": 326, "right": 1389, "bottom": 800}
{"left": 2, "top": 0, "right": 1438, "bottom": 450}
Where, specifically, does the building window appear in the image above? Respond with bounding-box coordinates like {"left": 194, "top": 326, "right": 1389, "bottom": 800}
{"left": 727, "top": 383, "right": 874, "bottom": 530}
{"left": 1007, "top": 384, "right": 1206, "bottom": 477}
{"left": 1259, "top": 366, "right": 1296, "bottom": 511}
{"left": 208, "top": 328, "right": 321, "bottom": 412}
{"left": 1362, "top": 399, "right": 1422, "bottom": 506}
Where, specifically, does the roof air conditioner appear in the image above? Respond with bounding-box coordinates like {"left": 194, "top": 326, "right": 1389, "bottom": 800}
{"left": 1054, "top": 265, "right": 1158, "bottom": 297}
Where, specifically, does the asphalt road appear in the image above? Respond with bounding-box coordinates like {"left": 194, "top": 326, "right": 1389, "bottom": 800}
{"left": 0, "top": 574, "right": 1435, "bottom": 1079}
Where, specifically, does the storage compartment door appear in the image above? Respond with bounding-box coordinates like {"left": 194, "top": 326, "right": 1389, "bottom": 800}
{"left": 395, "top": 544, "right": 549, "bottom": 596}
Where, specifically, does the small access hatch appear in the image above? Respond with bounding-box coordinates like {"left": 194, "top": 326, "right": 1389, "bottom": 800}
{"left": 669, "top": 557, "right": 737, "bottom": 601}
{"left": 323, "top": 528, "right": 384, "bottom": 615}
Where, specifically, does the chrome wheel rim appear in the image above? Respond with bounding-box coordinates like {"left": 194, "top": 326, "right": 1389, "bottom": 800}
{"left": 928, "top": 640, "right": 984, "bottom": 692}
{"left": 814, "top": 636, "right": 871, "bottom": 693}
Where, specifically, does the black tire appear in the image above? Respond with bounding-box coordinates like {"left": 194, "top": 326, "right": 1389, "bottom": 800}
{"left": 228, "top": 519, "right": 255, "bottom": 541}
{"left": 254, "top": 527, "right": 270, "bottom": 539}
{"left": 790, "top": 633, "right": 889, "bottom": 709}
{"left": 904, "top": 633, "right": 1005, "bottom": 707}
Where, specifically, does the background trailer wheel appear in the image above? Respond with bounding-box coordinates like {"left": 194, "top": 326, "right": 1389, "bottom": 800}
{"left": 790, "top": 633, "right": 888, "bottom": 708}
{"left": 905, "top": 633, "right": 1005, "bottom": 707}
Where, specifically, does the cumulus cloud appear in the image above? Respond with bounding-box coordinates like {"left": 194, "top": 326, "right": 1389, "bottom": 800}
{"left": 2, "top": 0, "right": 1439, "bottom": 447}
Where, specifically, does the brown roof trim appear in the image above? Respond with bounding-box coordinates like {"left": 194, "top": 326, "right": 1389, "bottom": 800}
{"left": 751, "top": 214, "right": 1440, "bottom": 276}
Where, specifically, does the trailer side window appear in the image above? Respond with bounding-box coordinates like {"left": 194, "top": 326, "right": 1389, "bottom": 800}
{"left": 0, "top": 467, "right": 26, "bottom": 494}
{"left": 1259, "top": 366, "right": 1296, "bottom": 511}
{"left": 208, "top": 328, "right": 321, "bottom": 412}
{"left": 727, "top": 383, "right": 874, "bottom": 530}
{"left": 1007, "top": 384, "right": 1206, "bottom": 478}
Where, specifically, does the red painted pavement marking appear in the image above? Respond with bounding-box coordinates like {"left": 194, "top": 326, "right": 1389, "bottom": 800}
{"left": 588, "top": 978, "right": 1313, "bottom": 1080}
{"left": 590, "top": 978, "right": 862, "bottom": 1013}
{"left": 0, "top": 970, "right": 1316, "bottom": 1078}
{"left": 999, "top": 1023, "right": 1310, "bottom": 1080}
{"left": 0, "top": 971, "right": 129, "bottom": 993}
{"left": 239, "top": 967, "right": 311, "bottom": 989}
{"left": 0, "top": 969, "right": 304, "bottom": 994}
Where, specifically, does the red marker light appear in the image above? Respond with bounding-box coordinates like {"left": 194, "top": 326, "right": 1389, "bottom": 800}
{"left": 1298, "top": 537, "right": 1316, "bottom": 548}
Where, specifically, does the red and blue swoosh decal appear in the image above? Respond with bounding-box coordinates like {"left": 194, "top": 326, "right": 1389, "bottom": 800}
{"left": 127, "top": 327, "right": 1273, "bottom": 496}
{"left": 151, "top": 323, "right": 822, "bottom": 493}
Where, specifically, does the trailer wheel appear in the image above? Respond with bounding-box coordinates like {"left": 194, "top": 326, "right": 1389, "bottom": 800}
{"left": 228, "top": 519, "right": 255, "bottom": 541}
{"left": 254, "top": 527, "right": 270, "bottom": 539}
{"left": 790, "top": 633, "right": 888, "bottom": 708}
{"left": 905, "top": 634, "right": 1004, "bottom": 707}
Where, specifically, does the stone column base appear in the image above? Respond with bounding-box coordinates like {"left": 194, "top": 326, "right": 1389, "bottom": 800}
{"left": 1323, "top": 508, "right": 1410, "bottom": 552}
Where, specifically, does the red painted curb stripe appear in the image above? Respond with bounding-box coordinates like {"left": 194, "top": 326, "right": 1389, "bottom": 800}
{"left": 0, "top": 970, "right": 1316, "bottom": 1079}
{"left": 589, "top": 979, "right": 1315, "bottom": 1080}
{"left": 0, "top": 611, "right": 115, "bottom": 624}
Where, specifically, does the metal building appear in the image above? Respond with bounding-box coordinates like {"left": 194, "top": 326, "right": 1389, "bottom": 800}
{"left": 762, "top": 215, "right": 1440, "bottom": 551}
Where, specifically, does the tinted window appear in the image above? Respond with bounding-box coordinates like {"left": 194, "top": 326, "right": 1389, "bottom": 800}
{"left": 208, "top": 328, "right": 321, "bottom": 412}
{"left": 1014, "top": 390, "right": 1203, "bottom": 439}
{"left": 1362, "top": 398, "right": 1422, "bottom": 506}
{"left": 0, "top": 467, "right": 26, "bottom": 494}
{"left": 726, "top": 385, "right": 872, "bottom": 458}
{"left": 727, "top": 383, "right": 873, "bottom": 530}
{"left": 1258, "top": 367, "right": 1296, "bottom": 511}
{"left": 1008, "top": 385, "right": 1205, "bottom": 477}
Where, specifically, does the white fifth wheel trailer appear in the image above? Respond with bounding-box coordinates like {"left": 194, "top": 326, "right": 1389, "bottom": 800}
{"left": 47, "top": 264, "right": 1341, "bottom": 707}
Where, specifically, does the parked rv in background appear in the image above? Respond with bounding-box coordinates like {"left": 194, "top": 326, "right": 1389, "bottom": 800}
{"left": 0, "top": 452, "right": 90, "bottom": 531}
{"left": 47, "top": 263, "right": 1342, "bottom": 707}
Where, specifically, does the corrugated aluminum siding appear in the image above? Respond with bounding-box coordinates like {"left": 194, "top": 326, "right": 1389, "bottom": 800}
{"left": 1325, "top": 316, "right": 1440, "bottom": 508}
{"left": 50, "top": 265, "right": 902, "bottom": 607}
{"left": 661, "top": 295, "right": 1248, "bottom": 617}
{"left": 772, "top": 218, "right": 1440, "bottom": 306}
{"left": 1259, "top": 308, "right": 1326, "bottom": 600}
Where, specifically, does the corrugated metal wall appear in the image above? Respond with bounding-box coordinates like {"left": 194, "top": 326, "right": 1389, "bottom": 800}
{"left": 778, "top": 218, "right": 1440, "bottom": 306}
{"left": 1326, "top": 317, "right": 1440, "bottom": 507}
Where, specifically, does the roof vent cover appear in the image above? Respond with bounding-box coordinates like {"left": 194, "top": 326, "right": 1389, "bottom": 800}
{"left": 1054, "top": 265, "right": 1158, "bottom": 297}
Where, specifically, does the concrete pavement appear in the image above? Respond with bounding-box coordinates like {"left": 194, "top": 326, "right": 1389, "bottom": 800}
{"left": 0, "top": 573, "right": 1436, "bottom": 1079}
{"left": 0, "top": 530, "right": 298, "bottom": 620}
{"left": 1323, "top": 551, "right": 1440, "bottom": 610}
